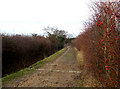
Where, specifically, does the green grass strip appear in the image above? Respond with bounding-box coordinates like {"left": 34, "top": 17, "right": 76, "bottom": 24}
{"left": 1, "top": 47, "right": 67, "bottom": 84}
{"left": 29, "top": 47, "right": 67, "bottom": 68}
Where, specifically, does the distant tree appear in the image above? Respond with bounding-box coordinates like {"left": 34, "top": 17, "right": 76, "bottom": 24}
{"left": 43, "top": 26, "right": 67, "bottom": 51}
{"left": 67, "top": 34, "right": 73, "bottom": 38}
{"left": 32, "top": 33, "right": 38, "bottom": 37}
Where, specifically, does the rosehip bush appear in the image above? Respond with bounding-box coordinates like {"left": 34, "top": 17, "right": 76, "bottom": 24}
{"left": 72, "top": 1, "right": 120, "bottom": 87}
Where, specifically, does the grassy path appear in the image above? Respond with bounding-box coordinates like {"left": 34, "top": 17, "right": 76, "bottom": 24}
{"left": 3, "top": 46, "right": 83, "bottom": 87}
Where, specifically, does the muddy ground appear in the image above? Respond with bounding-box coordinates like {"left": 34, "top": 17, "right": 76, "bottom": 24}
{"left": 3, "top": 46, "right": 85, "bottom": 87}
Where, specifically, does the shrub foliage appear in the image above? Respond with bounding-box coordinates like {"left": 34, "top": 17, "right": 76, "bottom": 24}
{"left": 2, "top": 28, "right": 68, "bottom": 77}
{"left": 72, "top": 1, "right": 120, "bottom": 87}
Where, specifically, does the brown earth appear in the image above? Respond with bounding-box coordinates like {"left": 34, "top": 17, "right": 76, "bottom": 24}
{"left": 3, "top": 46, "right": 85, "bottom": 87}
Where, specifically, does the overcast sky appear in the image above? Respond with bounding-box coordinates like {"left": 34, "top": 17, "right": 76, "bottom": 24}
{"left": 0, "top": 0, "right": 92, "bottom": 37}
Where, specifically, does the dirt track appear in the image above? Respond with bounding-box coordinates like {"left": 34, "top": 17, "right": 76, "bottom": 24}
{"left": 4, "top": 46, "right": 83, "bottom": 87}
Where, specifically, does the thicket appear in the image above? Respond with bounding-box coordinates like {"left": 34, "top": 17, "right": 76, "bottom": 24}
{"left": 72, "top": 1, "right": 120, "bottom": 87}
{"left": 2, "top": 28, "right": 69, "bottom": 77}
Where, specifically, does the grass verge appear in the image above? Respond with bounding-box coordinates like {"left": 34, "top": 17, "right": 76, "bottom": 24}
{"left": 74, "top": 47, "right": 101, "bottom": 87}
{"left": 68, "top": 48, "right": 73, "bottom": 60}
{"left": 74, "top": 48, "right": 83, "bottom": 67}
{"left": 1, "top": 47, "right": 67, "bottom": 84}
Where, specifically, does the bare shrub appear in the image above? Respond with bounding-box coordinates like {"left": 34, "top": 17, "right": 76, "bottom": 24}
{"left": 72, "top": 1, "right": 120, "bottom": 87}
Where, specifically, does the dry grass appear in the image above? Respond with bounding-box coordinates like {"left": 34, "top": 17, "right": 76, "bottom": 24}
{"left": 75, "top": 47, "right": 101, "bottom": 87}
{"left": 74, "top": 48, "right": 84, "bottom": 67}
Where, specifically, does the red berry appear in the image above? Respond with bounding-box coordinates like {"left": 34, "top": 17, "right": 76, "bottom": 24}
{"left": 105, "top": 66, "right": 108, "bottom": 68}
{"left": 106, "top": 59, "right": 108, "bottom": 61}
{"left": 112, "top": 81, "right": 114, "bottom": 83}
{"left": 115, "top": 37, "right": 118, "bottom": 40}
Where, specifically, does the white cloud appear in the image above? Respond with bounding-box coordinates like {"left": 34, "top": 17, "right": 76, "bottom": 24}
{"left": 0, "top": 0, "right": 91, "bottom": 37}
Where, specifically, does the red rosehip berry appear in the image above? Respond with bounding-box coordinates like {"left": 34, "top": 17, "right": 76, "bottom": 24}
{"left": 112, "top": 81, "right": 114, "bottom": 83}
{"left": 115, "top": 37, "right": 118, "bottom": 40}
{"left": 105, "top": 66, "right": 108, "bottom": 68}
{"left": 106, "top": 59, "right": 108, "bottom": 61}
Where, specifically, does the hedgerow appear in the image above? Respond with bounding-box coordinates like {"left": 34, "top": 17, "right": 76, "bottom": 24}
{"left": 72, "top": 1, "right": 120, "bottom": 87}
